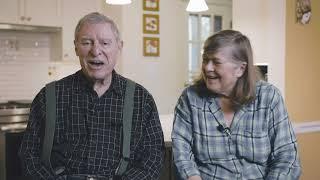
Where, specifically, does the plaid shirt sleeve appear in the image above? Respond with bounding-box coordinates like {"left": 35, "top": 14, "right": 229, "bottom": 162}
{"left": 171, "top": 89, "right": 200, "bottom": 179}
{"left": 265, "top": 88, "right": 301, "bottom": 179}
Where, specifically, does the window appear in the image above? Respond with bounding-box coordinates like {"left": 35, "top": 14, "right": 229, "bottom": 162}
{"left": 187, "top": 13, "right": 226, "bottom": 84}
{"left": 186, "top": 1, "right": 232, "bottom": 85}
{"left": 187, "top": 14, "right": 212, "bottom": 84}
{"left": 214, "top": 15, "right": 223, "bottom": 32}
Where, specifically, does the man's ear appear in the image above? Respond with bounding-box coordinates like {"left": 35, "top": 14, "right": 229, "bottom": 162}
{"left": 236, "top": 62, "right": 247, "bottom": 77}
{"left": 74, "top": 40, "right": 79, "bottom": 56}
{"left": 118, "top": 40, "right": 124, "bottom": 50}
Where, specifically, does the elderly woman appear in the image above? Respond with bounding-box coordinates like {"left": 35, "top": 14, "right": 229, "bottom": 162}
{"left": 172, "top": 30, "right": 301, "bottom": 180}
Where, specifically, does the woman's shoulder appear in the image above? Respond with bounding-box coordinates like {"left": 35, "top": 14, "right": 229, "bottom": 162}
{"left": 183, "top": 84, "right": 204, "bottom": 98}
{"left": 179, "top": 84, "right": 213, "bottom": 105}
{"left": 254, "top": 80, "right": 283, "bottom": 104}
{"left": 256, "top": 80, "right": 281, "bottom": 95}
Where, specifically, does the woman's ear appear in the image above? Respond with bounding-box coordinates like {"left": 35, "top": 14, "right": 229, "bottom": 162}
{"left": 236, "top": 62, "right": 247, "bottom": 77}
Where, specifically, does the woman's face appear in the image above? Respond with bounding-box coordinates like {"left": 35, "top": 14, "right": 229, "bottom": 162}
{"left": 202, "top": 46, "right": 246, "bottom": 96}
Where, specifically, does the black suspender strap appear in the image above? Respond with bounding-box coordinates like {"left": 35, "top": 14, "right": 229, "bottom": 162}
{"left": 115, "top": 79, "right": 136, "bottom": 176}
{"left": 41, "top": 79, "right": 135, "bottom": 176}
{"left": 41, "top": 81, "right": 56, "bottom": 172}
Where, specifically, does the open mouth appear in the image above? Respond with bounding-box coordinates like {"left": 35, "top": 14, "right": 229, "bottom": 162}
{"left": 88, "top": 60, "right": 104, "bottom": 67}
{"left": 206, "top": 74, "right": 219, "bottom": 80}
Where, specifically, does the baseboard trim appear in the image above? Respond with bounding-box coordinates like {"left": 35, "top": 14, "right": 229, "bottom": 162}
{"left": 293, "top": 121, "right": 320, "bottom": 134}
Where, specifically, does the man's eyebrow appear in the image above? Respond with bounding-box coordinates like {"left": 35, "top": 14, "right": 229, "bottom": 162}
{"left": 79, "top": 37, "right": 112, "bottom": 41}
{"left": 100, "top": 38, "right": 112, "bottom": 42}
{"left": 79, "top": 37, "right": 92, "bottom": 40}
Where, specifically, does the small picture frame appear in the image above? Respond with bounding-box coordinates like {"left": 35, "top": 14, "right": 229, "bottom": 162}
{"left": 143, "top": 14, "right": 159, "bottom": 34}
{"left": 143, "top": 0, "right": 159, "bottom": 11}
{"left": 143, "top": 37, "right": 160, "bottom": 57}
{"left": 296, "top": 0, "right": 311, "bottom": 25}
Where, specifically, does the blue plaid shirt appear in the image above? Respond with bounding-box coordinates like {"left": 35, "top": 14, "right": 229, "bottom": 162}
{"left": 172, "top": 81, "right": 301, "bottom": 180}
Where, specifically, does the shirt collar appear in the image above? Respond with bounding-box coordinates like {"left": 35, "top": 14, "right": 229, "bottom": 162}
{"left": 77, "top": 70, "right": 124, "bottom": 97}
{"left": 110, "top": 70, "right": 123, "bottom": 97}
{"left": 194, "top": 83, "right": 249, "bottom": 113}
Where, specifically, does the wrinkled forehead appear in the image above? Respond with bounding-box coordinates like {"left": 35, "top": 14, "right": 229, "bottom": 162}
{"left": 76, "top": 22, "right": 119, "bottom": 41}
{"left": 203, "top": 46, "right": 235, "bottom": 59}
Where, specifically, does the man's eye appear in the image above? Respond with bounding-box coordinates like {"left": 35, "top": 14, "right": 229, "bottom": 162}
{"left": 102, "top": 41, "right": 111, "bottom": 46}
{"left": 81, "top": 41, "right": 92, "bottom": 46}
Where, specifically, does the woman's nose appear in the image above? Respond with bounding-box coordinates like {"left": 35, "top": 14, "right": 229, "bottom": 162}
{"left": 203, "top": 61, "right": 215, "bottom": 71}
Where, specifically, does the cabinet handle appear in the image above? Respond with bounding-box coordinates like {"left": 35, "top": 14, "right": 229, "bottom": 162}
{"left": 27, "top": 17, "right": 32, "bottom": 21}
{"left": 20, "top": 16, "right": 25, "bottom": 21}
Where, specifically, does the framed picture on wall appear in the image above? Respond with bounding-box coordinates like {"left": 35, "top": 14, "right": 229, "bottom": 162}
{"left": 143, "top": 0, "right": 159, "bottom": 11}
{"left": 296, "top": 0, "right": 311, "bottom": 25}
{"left": 143, "top": 37, "right": 160, "bottom": 57}
{"left": 143, "top": 14, "right": 159, "bottom": 34}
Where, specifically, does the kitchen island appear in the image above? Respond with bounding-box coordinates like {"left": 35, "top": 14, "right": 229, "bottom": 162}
{"left": 159, "top": 114, "right": 177, "bottom": 180}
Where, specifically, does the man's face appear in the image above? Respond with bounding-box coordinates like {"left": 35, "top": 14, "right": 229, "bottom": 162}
{"left": 75, "top": 22, "right": 122, "bottom": 83}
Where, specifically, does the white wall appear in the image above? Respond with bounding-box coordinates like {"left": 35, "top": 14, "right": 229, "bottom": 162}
{"left": 2, "top": 0, "right": 285, "bottom": 115}
{"left": 103, "top": 0, "right": 188, "bottom": 114}
{"left": 102, "top": 0, "right": 233, "bottom": 114}
{"left": 232, "top": 0, "right": 286, "bottom": 95}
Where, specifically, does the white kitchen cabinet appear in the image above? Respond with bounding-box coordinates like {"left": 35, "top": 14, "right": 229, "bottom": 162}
{"left": 0, "top": 0, "right": 62, "bottom": 27}
{"left": 61, "top": 0, "right": 101, "bottom": 61}
{"left": 0, "top": 0, "right": 20, "bottom": 24}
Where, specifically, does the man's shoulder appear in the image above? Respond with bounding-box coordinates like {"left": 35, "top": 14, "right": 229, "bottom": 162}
{"left": 117, "top": 74, "right": 152, "bottom": 96}
{"left": 55, "top": 71, "right": 79, "bottom": 85}
{"left": 48, "top": 71, "right": 81, "bottom": 95}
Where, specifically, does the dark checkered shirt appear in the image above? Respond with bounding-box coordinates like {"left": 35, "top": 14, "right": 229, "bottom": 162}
{"left": 19, "top": 70, "right": 165, "bottom": 180}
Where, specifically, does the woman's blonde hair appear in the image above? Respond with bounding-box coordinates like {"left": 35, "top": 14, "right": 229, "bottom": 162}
{"left": 194, "top": 30, "right": 258, "bottom": 106}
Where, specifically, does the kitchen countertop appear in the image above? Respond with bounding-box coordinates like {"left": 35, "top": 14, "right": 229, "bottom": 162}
{"left": 159, "top": 114, "right": 174, "bottom": 143}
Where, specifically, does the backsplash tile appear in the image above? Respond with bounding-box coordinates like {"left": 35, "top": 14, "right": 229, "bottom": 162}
{"left": 0, "top": 31, "right": 56, "bottom": 101}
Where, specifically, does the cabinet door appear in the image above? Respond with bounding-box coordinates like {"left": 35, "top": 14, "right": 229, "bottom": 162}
{"left": 0, "top": 0, "right": 20, "bottom": 24}
{"left": 61, "top": 0, "right": 101, "bottom": 61}
{"left": 24, "top": 0, "right": 62, "bottom": 27}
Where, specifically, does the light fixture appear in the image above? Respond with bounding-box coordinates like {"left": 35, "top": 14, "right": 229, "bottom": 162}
{"left": 105, "top": 0, "right": 132, "bottom": 5}
{"left": 186, "top": 0, "right": 209, "bottom": 12}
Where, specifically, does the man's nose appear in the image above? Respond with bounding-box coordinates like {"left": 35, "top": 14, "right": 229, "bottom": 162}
{"left": 90, "top": 42, "right": 102, "bottom": 56}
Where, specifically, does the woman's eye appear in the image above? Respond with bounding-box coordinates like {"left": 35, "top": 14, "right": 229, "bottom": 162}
{"left": 213, "top": 61, "right": 221, "bottom": 65}
{"left": 203, "top": 58, "right": 209, "bottom": 64}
